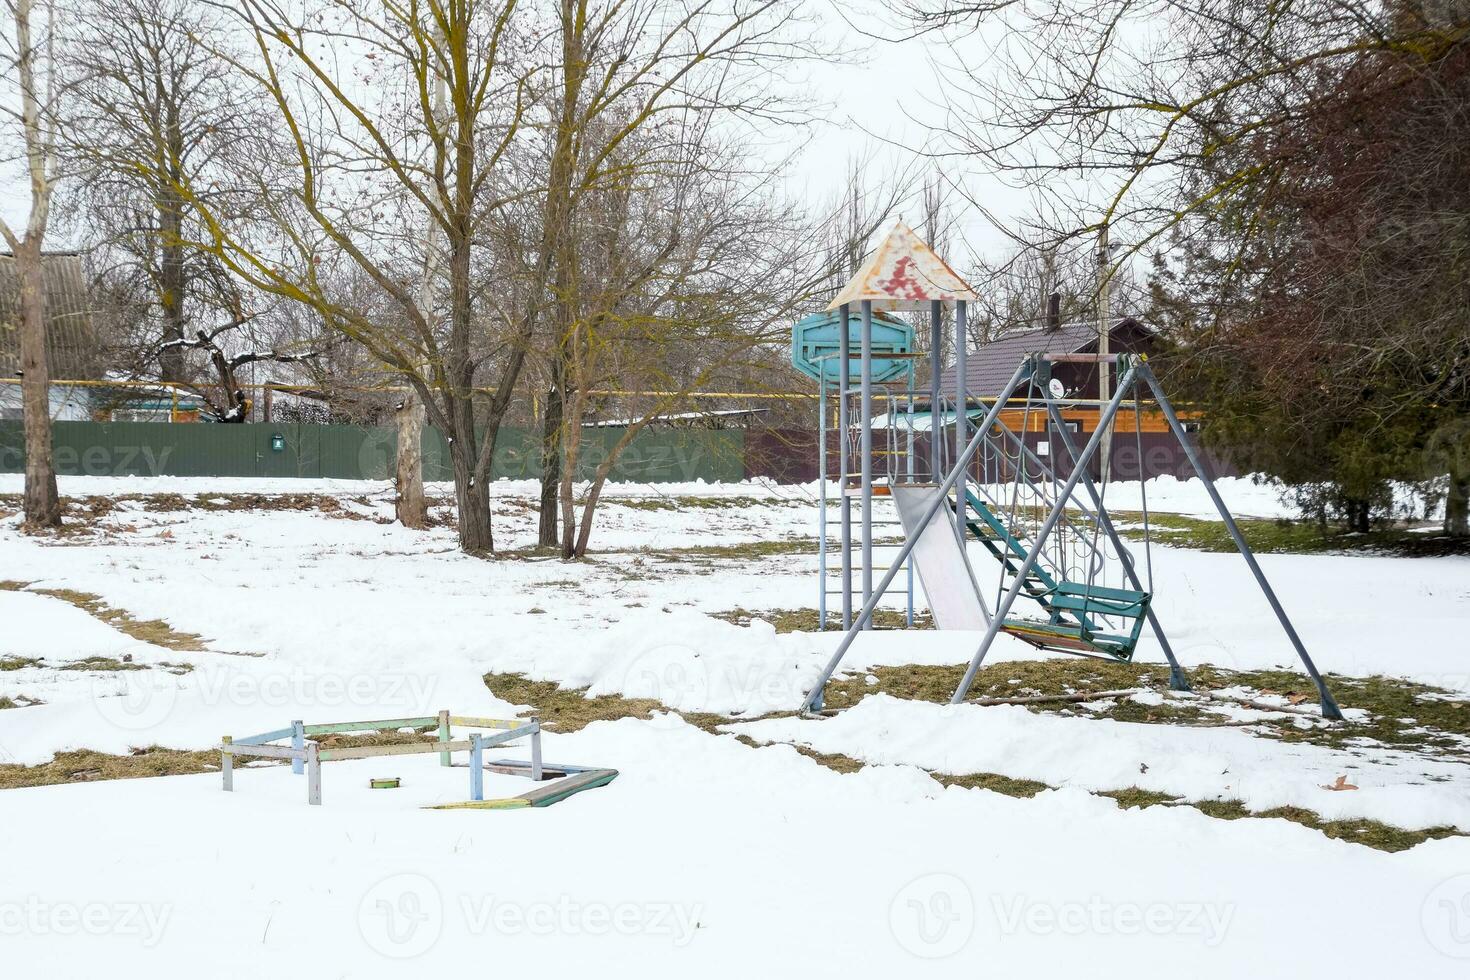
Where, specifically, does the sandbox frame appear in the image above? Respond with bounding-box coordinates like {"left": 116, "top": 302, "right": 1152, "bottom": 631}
{"left": 219, "top": 710, "right": 616, "bottom": 808}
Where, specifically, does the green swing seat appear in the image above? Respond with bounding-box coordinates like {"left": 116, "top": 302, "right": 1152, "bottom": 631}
{"left": 1001, "top": 581, "right": 1152, "bottom": 662}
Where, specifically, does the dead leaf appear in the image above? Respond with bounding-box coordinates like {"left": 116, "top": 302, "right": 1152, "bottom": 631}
{"left": 1321, "top": 775, "right": 1359, "bottom": 791}
{"left": 1287, "top": 693, "right": 1309, "bottom": 705}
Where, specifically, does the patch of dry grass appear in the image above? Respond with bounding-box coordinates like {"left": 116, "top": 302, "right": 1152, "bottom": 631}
{"left": 482, "top": 672, "right": 735, "bottom": 733}
{"left": 816, "top": 659, "right": 1470, "bottom": 754}
{"left": 711, "top": 606, "right": 935, "bottom": 633}
{"left": 0, "top": 729, "right": 440, "bottom": 791}
{"left": 30, "top": 587, "right": 208, "bottom": 651}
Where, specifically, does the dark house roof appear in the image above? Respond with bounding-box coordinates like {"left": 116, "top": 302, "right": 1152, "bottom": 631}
{"left": 0, "top": 251, "right": 99, "bottom": 380}
{"left": 940, "top": 317, "right": 1154, "bottom": 402}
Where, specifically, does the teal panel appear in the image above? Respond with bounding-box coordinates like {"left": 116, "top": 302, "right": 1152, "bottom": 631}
{"left": 791, "top": 309, "right": 915, "bottom": 386}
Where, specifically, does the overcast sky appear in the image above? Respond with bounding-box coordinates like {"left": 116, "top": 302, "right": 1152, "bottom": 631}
{"left": 1, "top": 0, "right": 1027, "bottom": 268}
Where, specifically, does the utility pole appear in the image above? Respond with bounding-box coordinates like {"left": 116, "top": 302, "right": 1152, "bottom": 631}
{"left": 1096, "top": 223, "right": 1112, "bottom": 483}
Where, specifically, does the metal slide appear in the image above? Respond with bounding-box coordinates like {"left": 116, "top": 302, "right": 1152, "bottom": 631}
{"left": 890, "top": 484, "right": 989, "bottom": 630}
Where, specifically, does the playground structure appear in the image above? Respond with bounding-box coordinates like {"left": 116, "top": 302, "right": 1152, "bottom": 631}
{"left": 218, "top": 710, "right": 618, "bottom": 808}
{"left": 793, "top": 221, "right": 1343, "bottom": 720}
{"left": 791, "top": 303, "right": 920, "bottom": 626}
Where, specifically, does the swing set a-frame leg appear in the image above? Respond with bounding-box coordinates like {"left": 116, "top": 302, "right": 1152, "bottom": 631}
{"left": 1038, "top": 380, "right": 1191, "bottom": 691}
{"left": 799, "top": 360, "right": 1035, "bottom": 714}
{"left": 952, "top": 361, "right": 1141, "bottom": 704}
{"left": 1138, "top": 362, "right": 1343, "bottom": 720}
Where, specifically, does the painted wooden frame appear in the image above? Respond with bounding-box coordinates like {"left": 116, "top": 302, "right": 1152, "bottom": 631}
{"left": 218, "top": 711, "right": 616, "bottom": 809}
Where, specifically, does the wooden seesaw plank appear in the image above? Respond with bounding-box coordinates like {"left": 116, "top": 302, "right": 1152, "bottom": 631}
{"left": 426, "top": 769, "right": 619, "bottom": 811}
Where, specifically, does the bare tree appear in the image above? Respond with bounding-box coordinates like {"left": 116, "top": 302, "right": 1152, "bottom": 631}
{"left": 61, "top": 0, "right": 267, "bottom": 383}
{"left": 125, "top": 0, "right": 534, "bottom": 554}
{"left": 1, "top": 0, "right": 62, "bottom": 527}
{"left": 968, "top": 236, "right": 1144, "bottom": 342}
{"left": 553, "top": 131, "right": 826, "bottom": 558}
{"left": 492, "top": 0, "right": 822, "bottom": 553}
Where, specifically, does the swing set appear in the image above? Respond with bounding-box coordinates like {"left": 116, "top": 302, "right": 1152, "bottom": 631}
{"left": 800, "top": 349, "right": 1344, "bottom": 720}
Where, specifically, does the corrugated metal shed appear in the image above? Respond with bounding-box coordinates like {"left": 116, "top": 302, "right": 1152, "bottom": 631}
{"left": 827, "top": 221, "right": 976, "bottom": 312}
{"left": 0, "top": 252, "right": 99, "bottom": 380}
{"left": 939, "top": 318, "right": 1153, "bottom": 401}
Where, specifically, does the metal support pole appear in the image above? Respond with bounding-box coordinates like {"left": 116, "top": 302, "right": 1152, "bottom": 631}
{"left": 306, "top": 742, "right": 321, "bottom": 805}
{"left": 906, "top": 363, "right": 916, "bottom": 625}
{"left": 221, "top": 736, "right": 233, "bottom": 792}
{"left": 860, "top": 300, "right": 874, "bottom": 617}
{"left": 929, "top": 300, "right": 942, "bottom": 481}
{"left": 954, "top": 300, "right": 968, "bottom": 538}
{"left": 817, "top": 381, "right": 828, "bottom": 629}
{"left": 950, "top": 360, "right": 1141, "bottom": 705}
{"left": 838, "top": 304, "right": 852, "bottom": 629}
{"left": 530, "top": 721, "right": 544, "bottom": 781}
{"left": 1040, "top": 388, "right": 1191, "bottom": 691}
{"left": 470, "top": 734, "right": 484, "bottom": 801}
{"left": 1096, "top": 224, "right": 1113, "bottom": 483}
{"left": 1138, "top": 362, "right": 1343, "bottom": 719}
{"left": 291, "top": 720, "right": 305, "bottom": 775}
{"left": 801, "top": 360, "right": 1033, "bottom": 713}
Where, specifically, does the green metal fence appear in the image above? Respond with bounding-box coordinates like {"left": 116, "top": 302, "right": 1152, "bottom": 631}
{"left": 0, "top": 421, "right": 746, "bottom": 483}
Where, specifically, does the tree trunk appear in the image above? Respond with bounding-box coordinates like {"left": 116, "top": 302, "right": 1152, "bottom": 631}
{"left": 573, "top": 474, "right": 605, "bottom": 558}
{"left": 447, "top": 392, "right": 493, "bottom": 554}
{"left": 16, "top": 240, "right": 61, "bottom": 528}
{"left": 571, "top": 423, "right": 645, "bottom": 559}
{"left": 156, "top": 185, "right": 187, "bottom": 382}
{"left": 558, "top": 385, "right": 582, "bottom": 559}
{"left": 395, "top": 392, "right": 427, "bottom": 529}
{"left": 538, "top": 377, "right": 562, "bottom": 547}
{"left": 1447, "top": 467, "right": 1469, "bottom": 538}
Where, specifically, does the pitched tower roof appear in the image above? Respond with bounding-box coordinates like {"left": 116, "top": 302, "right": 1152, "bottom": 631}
{"left": 826, "top": 220, "right": 976, "bottom": 312}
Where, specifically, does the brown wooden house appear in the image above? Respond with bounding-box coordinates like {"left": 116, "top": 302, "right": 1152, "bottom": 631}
{"left": 932, "top": 318, "right": 1227, "bottom": 482}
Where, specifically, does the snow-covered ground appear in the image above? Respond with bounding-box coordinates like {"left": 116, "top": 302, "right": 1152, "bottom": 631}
{"left": 2, "top": 474, "right": 1470, "bottom": 977}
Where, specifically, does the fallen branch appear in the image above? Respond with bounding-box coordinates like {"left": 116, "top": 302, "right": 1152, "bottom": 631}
{"left": 1191, "top": 690, "right": 1335, "bottom": 720}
